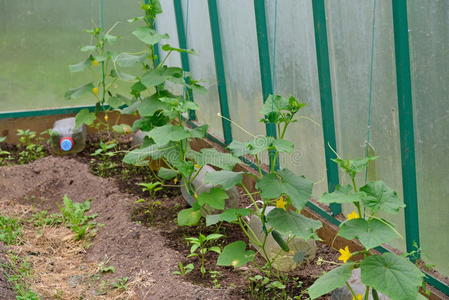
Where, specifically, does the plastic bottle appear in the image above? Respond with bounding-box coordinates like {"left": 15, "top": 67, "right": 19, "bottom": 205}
{"left": 50, "top": 117, "right": 86, "bottom": 155}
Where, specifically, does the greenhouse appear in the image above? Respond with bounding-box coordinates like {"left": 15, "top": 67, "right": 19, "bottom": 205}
{"left": 0, "top": 0, "right": 448, "bottom": 299}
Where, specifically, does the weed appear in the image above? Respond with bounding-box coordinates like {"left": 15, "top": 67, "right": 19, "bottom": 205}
{"left": 60, "top": 195, "right": 97, "bottom": 240}
{"left": 185, "top": 233, "right": 223, "bottom": 277}
{"left": 31, "top": 210, "right": 63, "bottom": 227}
{"left": 138, "top": 182, "right": 163, "bottom": 197}
{"left": 0, "top": 215, "right": 21, "bottom": 245}
{"left": 172, "top": 262, "right": 194, "bottom": 276}
{"left": 1, "top": 253, "right": 40, "bottom": 299}
{"left": 16, "top": 129, "right": 46, "bottom": 164}
{"left": 209, "top": 270, "right": 222, "bottom": 289}
{"left": 111, "top": 277, "right": 129, "bottom": 291}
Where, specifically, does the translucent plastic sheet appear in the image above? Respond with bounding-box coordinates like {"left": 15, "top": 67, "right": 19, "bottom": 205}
{"left": 181, "top": 0, "right": 223, "bottom": 139}
{"left": 216, "top": 0, "right": 265, "bottom": 141}
{"left": 0, "top": 0, "right": 99, "bottom": 111}
{"left": 265, "top": 0, "right": 328, "bottom": 198}
{"left": 325, "top": 0, "right": 405, "bottom": 250}
{"left": 408, "top": 0, "right": 449, "bottom": 277}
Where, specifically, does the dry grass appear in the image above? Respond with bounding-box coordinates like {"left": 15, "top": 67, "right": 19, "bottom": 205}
{"left": 0, "top": 201, "right": 155, "bottom": 299}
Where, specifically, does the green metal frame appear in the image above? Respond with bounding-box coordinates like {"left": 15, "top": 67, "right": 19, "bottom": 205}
{"left": 253, "top": 0, "right": 278, "bottom": 170}
{"left": 311, "top": 0, "right": 341, "bottom": 216}
{"left": 392, "top": 0, "right": 421, "bottom": 260}
{"left": 1, "top": 0, "right": 449, "bottom": 296}
{"left": 0, "top": 106, "right": 96, "bottom": 120}
{"left": 207, "top": 0, "right": 233, "bottom": 145}
{"left": 173, "top": 0, "right": 196, "bottom": 121}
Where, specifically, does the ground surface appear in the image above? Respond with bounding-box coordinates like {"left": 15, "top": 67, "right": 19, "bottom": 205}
{"left": 0, "top": 130, "right": 347, "bottom": 300}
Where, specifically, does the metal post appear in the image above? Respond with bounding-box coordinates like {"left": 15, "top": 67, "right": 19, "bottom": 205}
{"left": 254, "top": 0, "right": 278, "bottom": 170}
{"left": 207, "top": 0, "right": 233, "bottom": 145}
{"left": 173, "top": 0, "right": 196, "bottom": 120}
{"left": 391, "top": 0, "right": 421, "bottom": 259}
{"left": 311, "top": 0, "right": 341, "bottom": 215}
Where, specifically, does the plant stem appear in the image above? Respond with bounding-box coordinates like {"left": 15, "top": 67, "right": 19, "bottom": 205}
{"left": 345, "top": 281, "right": 358, "bottom": 299}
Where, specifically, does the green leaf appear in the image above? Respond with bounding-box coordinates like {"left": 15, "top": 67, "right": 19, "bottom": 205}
{"left": 137, "top": 95, "right": 170, "bottom": 117}
{"left": 204, "top": 170, "right": 243, "bottom": 189}
{"left": 188, "top": 124, "right": 208, "bottom": 138}
{"left": 272, "top": 139, "right": 294, "bottom": 153}
{"left": 360, "top": 253, "right": 424, "bottom": 300}
{"left": 197, "top": 187, "right": 228, "bottom": 210}
{"left": 107, "top": 94, "right": 132, "bottom": 109}
{"left": 308, "top": 264, "right": 355, "bottom": 299}
{"left": 217, "top": 241, "right": 255, "bottom": 267}
{"left": 319, "top": 184, "right": 363, "bottom": 204}
{"left": 123, "top": 144, "right": 173, "bottom": 166}
{"left": 360, "top": 181, "right": 405, "bottom": 214}
{"left": 69, "top": 56, "right": 93, "bottom": 72}
{"left": 256, "top": 168, "right": 313, "bottom": 210}
{"left": 333, "top": 156, "right": 378, "bottom": 179}
{"left": 205, "top": 233, "right": 224, "bottom": 241}
{"left": 172, "top": 161, "right": 194, "bottom": 178}
{"left": 188, "top": 148, "right": 241, "bottom": 171}
{"left": 115, "top": 53, "right": 147, "bottom": 67}
{"left": 127, "top": 16, "right": 144, "bottom": 23}
{"left": 133, "top": 27, "right": 169, "bottom": 45}
{"left": 141, "top": 67, "right": 183, "bottom": 87}
{"left": 266, "top": 208, "right": 321, "bottom": 240}
{"left": 158, "top": 167, "right": 178, "bottom": 180}
{"left": 205, "top": 208, "right": 251, "bottom": 226}
{"left": 228, "top": 136, "right": 275, "bottom": 157}
{"left": 177, "top": 208, "right": 202, "bottom": 226}
{"left": 75, "top": 109, "right": 96, "bottom": 128}
{"left": 0, "top": 136, "right": 6, "bottom": 143}
{"left": 339, "top": 218, "right": 400, "bottom": 250}
{"left": 146, "top": 124, "right": 190, "bottom": 146}
{"left": 65, "top": 83, "right": 94, "bottom": 100}
{"left": 161, "top": 44, "right": 196, "bottom": 54}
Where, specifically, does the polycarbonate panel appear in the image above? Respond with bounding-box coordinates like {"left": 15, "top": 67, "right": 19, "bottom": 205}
{"left": 0, "top": 0, "right": 99, "bottom": 112}
{"left": 217, "top": 0, "right": 265, "bottom": 141}
{"left": 265, "top": 0, "right": 327, "bottom": 198}
{"left": 181, "top": 0, "right": 223, "bottom": 139}
{"left": 408, "top": 0, "right": 449, "bottom": 277}
{"left": 157, "top": 0, "right": 183, "bottom": 96}
{"left": 326, "top": 0, "right": 405, "bottom": 250}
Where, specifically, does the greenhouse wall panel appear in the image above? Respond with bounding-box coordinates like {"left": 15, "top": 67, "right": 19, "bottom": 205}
{"left": 325, "top": 0, "right": 405, "bottom": 250}
{"left": 408, "top": 0, "right": 449, "bottom": 277}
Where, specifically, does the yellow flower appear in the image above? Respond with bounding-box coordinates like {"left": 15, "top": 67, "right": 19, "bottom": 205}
{"left": 104, "top": 114, "right": 109, "bottom": 122}
{"left": 338, "top": 246, "right": 352, "bottom": 263}
{"left": 91, "top": 59, "right": 100, "bottom": 67}
{"left": 276, "top": 196, "right": 287, "bottom": 209}
{"left": 194, "top": 164, "right": 202, "bottom": 169}
{"left": 347, "top": 211, "right": 360, "bottom": 220}
{"left": 92, "top": 87, "right": 99, "bottom": 95}
{"left": 352, "top": 295, "right": 363, "bottom": 300}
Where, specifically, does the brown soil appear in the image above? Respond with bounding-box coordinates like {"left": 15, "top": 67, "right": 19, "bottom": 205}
{"left": 0, "top": 156, "right": 238, "bottom": 299}
{"left": 0, "top": 244, "right": 15, "bottom": 300}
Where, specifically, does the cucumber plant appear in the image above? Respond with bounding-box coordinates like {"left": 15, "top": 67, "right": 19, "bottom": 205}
{"left": 187, "top": 95, "right": 322, "bottom": 274}
{"left": 121, "top": 2, "right": 241, "bottom": 218}
{"left": 308, "top": 156, "right": 425, "bottom": 300}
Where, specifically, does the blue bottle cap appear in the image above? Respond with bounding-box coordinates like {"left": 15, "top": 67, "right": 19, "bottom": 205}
{"left": 60, "top": 137, "right": 74, "bottom": 152}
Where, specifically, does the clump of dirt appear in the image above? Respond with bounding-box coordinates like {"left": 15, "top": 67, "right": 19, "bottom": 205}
{"left": 0, "top": 157, "right": 238, "bottom": 299}
{"left": 0, "top": 244, "right": 15, "bottom": 300}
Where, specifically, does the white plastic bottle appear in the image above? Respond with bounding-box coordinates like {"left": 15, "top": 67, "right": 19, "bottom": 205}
{"left": 50, "top": 117, "right": 86, "bottom": 155}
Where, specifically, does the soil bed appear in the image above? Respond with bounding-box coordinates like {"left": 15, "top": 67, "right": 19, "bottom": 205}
{"left": 0, "top": 134, "right": 341, "bottom": 299}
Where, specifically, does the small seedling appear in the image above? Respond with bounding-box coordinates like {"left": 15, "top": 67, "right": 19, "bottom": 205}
{"left": 248, "top": 275, "right": 287, "bottom": 300}
{"left": 60, "top": 195, "right": 97, "bottom": 240}
{"left": 172, "top": 262, "right": 194, "bottom": 276}
{"left": 91, "top": 141, "right": 117, "bottom": 158}
{"left": 185, "top": 233, "right": 223, "bottom": 277}
{"left": 16, "top": 129, "right": 46, "bottom": 164}
{"left": 137, "top": 182, "right": 163, "bottom": 197}
{"left": 31, "top": 210, "right": 63, "bottom": 227}
{"left": 209, "top": 270, "right": 222, "bottom": 288}
{"left": 0, "top": 215, "right": 21, "bottom": 245}
{"left": 111, "top": 277, "right": 129, "bottom": 291}
{"left": 1, "top": 254, "right": 39, "bottom": 299}
{"left": 99, "top": 265, "right": 116, "bottom": 274}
